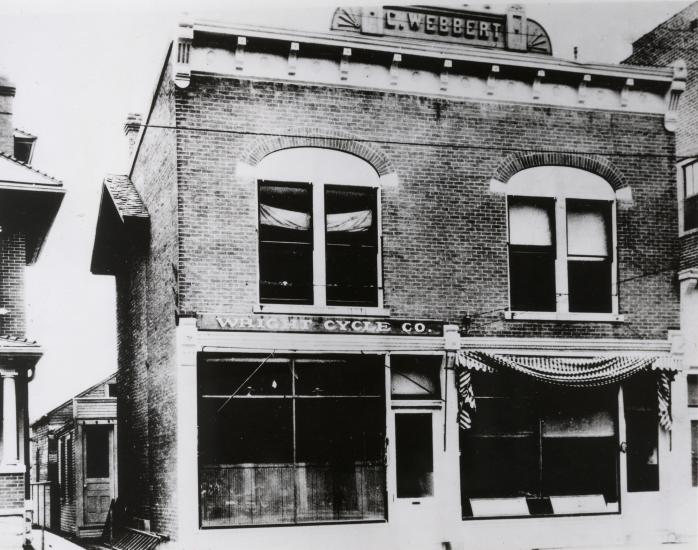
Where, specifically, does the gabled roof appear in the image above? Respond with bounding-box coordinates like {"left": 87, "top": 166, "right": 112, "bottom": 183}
{"left": 13, "top": 128, "right": 36, "bottom": 140}
{"left": 91, "top": 175, "right": 149, "bottom": 275}
{"left": 104, "top": 174, "right": 148, "bottom": 221}
{"left": 0, "top": 151, "right": 62, "bottom": 189}
{"left": 31, "top": 372, "right": 117, "bottom": 428}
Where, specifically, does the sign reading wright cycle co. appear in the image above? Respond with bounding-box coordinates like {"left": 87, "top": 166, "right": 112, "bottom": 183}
{"left": 198, "top": 315, "right": 443, "bottom": 336}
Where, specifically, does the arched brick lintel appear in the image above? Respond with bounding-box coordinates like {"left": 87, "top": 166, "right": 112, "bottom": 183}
{"left": 494, "top": 152, "right": 626, "bottom": 191}
{"left": 241, "top": 128, "right": 395, "bottom": 177}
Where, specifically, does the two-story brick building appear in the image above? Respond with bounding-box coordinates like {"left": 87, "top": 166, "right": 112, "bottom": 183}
{"left": 0, "top": 75, "right": 64, "bottom": 549}
{"left": 91, "top": 5, "right": 695, "bottom": 549}
{"left": 624, "top": 2, "right": 698, "bottom": 518}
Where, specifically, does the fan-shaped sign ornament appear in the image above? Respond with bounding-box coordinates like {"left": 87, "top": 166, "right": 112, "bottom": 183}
{"left": 330, "top": 5, "right": 553, "bottom": 56}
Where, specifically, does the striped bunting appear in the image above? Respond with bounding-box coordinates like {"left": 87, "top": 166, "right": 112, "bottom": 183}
{"left": 455, "top": 350, "right": 679, "bottom": 432}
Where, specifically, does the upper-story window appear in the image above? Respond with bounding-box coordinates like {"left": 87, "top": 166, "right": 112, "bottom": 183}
{"left": 506, "top": 167, "right": 617, "bottom": 316}
{"left": 682, "top": 160, "right": 698, "bottom": 232}
{"left": 257, "top": 148, "right": 381, "bottom": 309}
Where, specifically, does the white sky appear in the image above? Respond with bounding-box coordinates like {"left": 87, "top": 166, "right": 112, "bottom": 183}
{"left": 9, "top": 0, "right": 689, "bottom": 420}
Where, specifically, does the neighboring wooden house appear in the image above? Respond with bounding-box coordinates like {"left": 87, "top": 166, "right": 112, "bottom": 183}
{"left": 31, "top": 373, "right": 117, "bottom": 539}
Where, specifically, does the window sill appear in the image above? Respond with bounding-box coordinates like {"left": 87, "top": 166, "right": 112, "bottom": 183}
{"left": 0, "top": 463, "right": 25, "bottom": 474}
{"left": 680, "top": 226, "right": 698, "bottom": 238}
{"left": 253, "top": 304, "right": 391, "bottom": 317}
{"left": 504, "top": 311, "right": 625, "bottom": 322}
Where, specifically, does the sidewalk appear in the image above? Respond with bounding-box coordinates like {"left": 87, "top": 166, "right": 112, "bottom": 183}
{"left": 26, "top": 531, "right": 85, "bottom": 550}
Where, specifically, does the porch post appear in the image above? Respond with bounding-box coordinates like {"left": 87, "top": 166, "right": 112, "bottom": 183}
{"left": 1, "top": 369, "right": 19, "bottom": 464}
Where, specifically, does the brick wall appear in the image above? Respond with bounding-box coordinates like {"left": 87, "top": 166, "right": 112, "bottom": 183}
{"left": 625, "top": 3, "right": 698, "bottom": 273}
{"left": 0, "top": 229, "right": 25, "bottom": 336}
{"left": 175, "top": 76, "right": 679, "bottom": 340}
{"left": 0, "top": 473, "right": 24, "bottom": 509}
{"left": 625, "top": 2, "right": 698, "bottom": 159}
{"left": 118, "top": 59, "right": 178, "bottom": 538}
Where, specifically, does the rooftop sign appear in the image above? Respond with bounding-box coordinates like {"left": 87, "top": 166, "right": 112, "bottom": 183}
{"left": 331, "top": 5, "right": 552, "bottom": 55}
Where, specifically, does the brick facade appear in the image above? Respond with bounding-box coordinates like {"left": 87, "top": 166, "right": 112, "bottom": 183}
{"left": 176, "top": 76, "right": 678, "bottom": 339}
{"left": 100, "top": 11, "right": 691, "bottom": 548}
{"left": 0, "top": 230, "right": 26, "bottom": 337}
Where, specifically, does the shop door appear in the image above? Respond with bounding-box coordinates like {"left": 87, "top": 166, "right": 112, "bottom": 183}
{"left": 391, "top": 408, "right": 443, "bottom": 517}
{"left": 83, "top": 425, "right": 113, "bottom": 525}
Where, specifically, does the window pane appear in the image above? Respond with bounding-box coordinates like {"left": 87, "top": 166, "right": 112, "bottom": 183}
{"left": 568, "top": 259, "right": 612, "bottom": 313}
{"left": 85, "top": 426, "right": 110, "bottom": 479}
{"left": 509, "top": 248, "right": 556, "bottom": 311}
{"left": 395, "top": 414, "right": 434, "bottom": 498}
{"left": 325, "top": 186, "right": 378, "bottom": 306}
{"left": 391, "top": 356, "right": 441, "bottom": 399}
{"left": 295, "top": 398, "right": 385, "bottom": 521}
{"left": 688, "top": 374, "right": 698, "bottom": 407}
{"left": 508, "top": 199, "right": 553, "bottom": 246}
{"left": 624, "top": 374, "right": 659, "bottom": 492}
{"left": 198, "top": 356, "right": 386, "bottom": 527}
{"left": 685, "top": 195, "right": 698, "bottom": 232}
{"left": 567, "top": 200, "right": 610, "bottom": 257}
{"left": 686, "top": 163, "right": 696, "bottom": 198}
{"left": 259, "top": 182, "right": 313, "bottom": 304}
{"left": 294, "top": 356, "right": 384, "bottom": 396}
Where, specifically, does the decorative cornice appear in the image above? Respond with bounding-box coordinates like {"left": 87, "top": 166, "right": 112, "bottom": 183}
{"left": 665, "top": 59, "right": 687, "bottom": 132}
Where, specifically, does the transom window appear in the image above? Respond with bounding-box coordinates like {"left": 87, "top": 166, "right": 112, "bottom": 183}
{"left": 683, "top": 160, "right": 698, "bottom": 232}
{"left": 257, "top": 148, "right": 381, "bottom": 308}
{"left": 506, "top": 167, "right": 616, "bottom": 315}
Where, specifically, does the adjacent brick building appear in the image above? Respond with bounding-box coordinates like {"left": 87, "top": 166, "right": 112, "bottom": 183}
{"left": 625, "top": 0, "right": 698, "bottom": 517}
{"left": 92, "top": 5, "right": 695, "bottom": 549}
{"left": 0, "top": 75, "right": 64, "bottom": 549}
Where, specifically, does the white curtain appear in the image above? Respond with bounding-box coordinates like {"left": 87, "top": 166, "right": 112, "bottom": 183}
{"left": 260, "top": 203, "right": 372, "bottom": 232}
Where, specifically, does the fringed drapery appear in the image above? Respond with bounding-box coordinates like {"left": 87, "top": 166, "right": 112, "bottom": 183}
{"left": 455, "top": 350, "right": 679, "bottom": 432}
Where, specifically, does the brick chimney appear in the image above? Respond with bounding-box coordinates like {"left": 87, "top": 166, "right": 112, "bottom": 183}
{"left": 124, "top": 113, "right": 143, "bottom": 156}
{"left": 0, "top": 76, "right": 16, "bottom": 157}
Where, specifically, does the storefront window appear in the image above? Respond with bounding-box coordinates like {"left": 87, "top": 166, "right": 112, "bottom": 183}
{"left": 197, "top": 355, "right": 386, "bottom": 527}
{"left": 459, "top": 373, "right": 619, "bottom": 518}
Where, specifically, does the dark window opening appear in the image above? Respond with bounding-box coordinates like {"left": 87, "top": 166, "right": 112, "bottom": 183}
{"left": 508, "top": 197, "right": 556, "bottom": 312}
{"left": 624, "top": 374, "right": 659, "bottom": 492}
{"left": 325, "top": 186, "right": 378, "bottom": 306}
{"left": 390, "top": 355, "right": 441, "bottom": 400}
{"left": 691, "top": 420, "right": 698, "bottom": 487}
{"left": 107, "top": 383, "right": 117, "bottom": 397}
{"left": 85, "top": 426, "right": 111, "bottom": 479}
{"left": 567, "top": 199, "right": 613, "bottom": 313}
{"left": 197, "top": 355, "right": 386, "bottom": 527}
{"left": 688, "top": 374, "right": 698, "bottom": 407}
{"left": 460, "top": 373, "right": 619, "bottom": 517}
{"left": 684, "top": 162, "right": 698, "bottom": 231}
{"left": 258, "top": 181, "right": 313, "bottom": 304}
{"left": 395, "top": 413, "right": 434, "bottom": 498}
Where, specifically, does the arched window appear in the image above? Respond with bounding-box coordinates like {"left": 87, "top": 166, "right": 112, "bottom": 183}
{"left": 506, "top": 166, "right": 617, "bottom": 316}
{"left": 256, "top": 148, "right": 381, "bottom": 309}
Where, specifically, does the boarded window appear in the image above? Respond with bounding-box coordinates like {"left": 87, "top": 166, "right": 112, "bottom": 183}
{"left": 508, "top": 197, "right": 556, "bottom": 312}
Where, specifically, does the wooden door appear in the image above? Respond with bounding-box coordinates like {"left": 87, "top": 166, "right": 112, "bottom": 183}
{"left": 82, "top": 425, "right": 113, "bottom": 525}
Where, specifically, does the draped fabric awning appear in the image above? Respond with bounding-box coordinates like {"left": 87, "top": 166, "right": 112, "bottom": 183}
{"left": 259, "top": 203, "right": 373, "bottom": 232}
{"left": 455, "top": 350, "right": 678, "bottom": 432}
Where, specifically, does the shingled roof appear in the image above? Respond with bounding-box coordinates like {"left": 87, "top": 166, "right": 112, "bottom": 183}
{"left": 103, "top": 174, "right": 148, "bottom": 221}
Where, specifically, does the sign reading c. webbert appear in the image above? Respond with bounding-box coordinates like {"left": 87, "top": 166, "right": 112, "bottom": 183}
{"left": 198, "top": 315, "right": 443, "bottom": 336}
